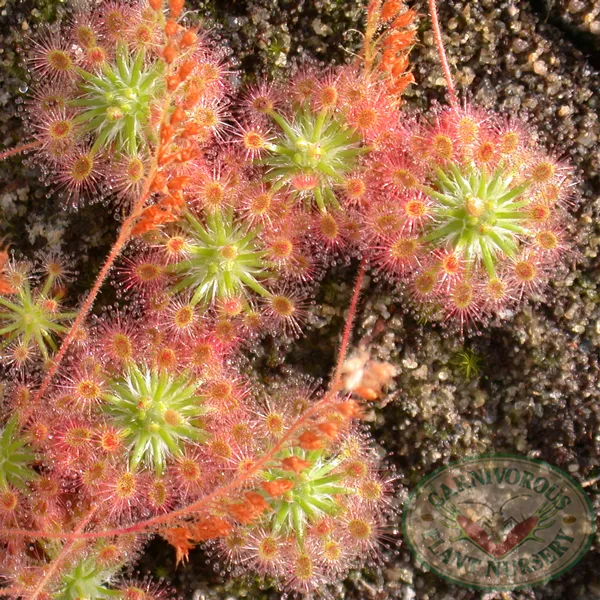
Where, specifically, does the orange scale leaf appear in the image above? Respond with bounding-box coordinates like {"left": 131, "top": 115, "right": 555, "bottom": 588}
{"left": 298, "top": 430, "right": 322, "bottom": 451}
{"left": 281, "top": 456, "right": 312, "bottom": 473}
{"left": 261, "top": 479, "right": 294, "bottom": 497}
{"left": 162, "top": 526, "right": 195, "bottom": 566}
{"left": 191, "top": 515, "right": 232, "bottom": 541}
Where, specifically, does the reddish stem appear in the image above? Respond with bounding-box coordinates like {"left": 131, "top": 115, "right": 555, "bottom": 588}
{"left": 428, "top": 0, "right": 458, "bottom": 106}
{"left": 29, "top": 507, "right": 98, "bottom": 600}
{"left": 0, "top": 140, "right": 42, "bottom": 162}
{"left": 31, "top": 181, "right": 154, "bottom": 405}
{"left": 362, "top": 0, "right": 383, "bottom": 74}
{"left": 31, "top": 84, "right": 174, "bottom": 404}
{"left": 332, "top": 257, "right": 366, "bottom": 388}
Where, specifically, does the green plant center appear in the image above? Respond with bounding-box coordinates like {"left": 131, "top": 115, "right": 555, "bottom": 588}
{"left": 170, "top": 208, "right": 271, "bottom": 305}
{"left": 59, "top": 559, "right": 116, "bottom": 600}
{"left": 263, "top": 108, "right": 363, "bottom": 211}
{"left": 425, "top": 163, "right": 531, "bottom": 273}
{"left": 72, "top": 47, "right": 163, "bottom": 155}
{"left": 102, "top": 365, "right": 208, "bottom": 474}
{"left": 264, "top": 450, "right": 349, "bottom": 546}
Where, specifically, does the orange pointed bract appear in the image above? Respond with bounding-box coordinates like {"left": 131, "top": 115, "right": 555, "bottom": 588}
{"left": 0, "top": 246, "right": 14, "bottom": 295}
{"left": 0, "top": 277, "right": 14, "bottom": 295}
{"left": 261, "top": 479, "right": 294, "bottom": 497}
{"left": 191, "top": 515, "right": 232, "bottom": 540}
{"left": 281, "top": 456, "right": 312, "bottom": 473}
{"left": 162, "top": 526, "right": 195, "bottom": 566}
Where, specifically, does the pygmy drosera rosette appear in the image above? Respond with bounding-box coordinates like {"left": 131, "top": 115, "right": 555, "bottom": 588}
{"left": 102, "top": 362, "right": 209, "bottom": 475}
{"left": 366, "top": 105, "right": 575, "bottom": 328}
{"left": 243, "top": 68, "right": 398, "bottom": 214}
{"left": 0, "top": 258, "right": 77, "bottom": 366}
{"left": 71, "top": 46, "right": 164, "bottom": 156}
{"left": 0, "top": 415, "right": 37, "bottom": 491}
{"left": 215, "top": 390, "right": 390, "bottom": 594}
{"left": 149, "top": 186, "right": 314, "bottom": 335}
{"left": 169, "top": 207, "right": 272, "bottom": 306}
{"left": 23, "top": 0, "right": 228, "bottom": 205}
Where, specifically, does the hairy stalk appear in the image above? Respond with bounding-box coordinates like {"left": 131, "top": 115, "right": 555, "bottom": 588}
{"left": 332, "top": 257, "right": 366, "bottom": 388}
{"left": 0, "top": 141, "right": 42, "bottom": 162}
{"left": 428, "top": 0, "right": 457, "bottom": 106}
{"left": 32, "top": 91, "right": 174, "bottom": 406}
{"left": 362, "top": 0, "right": 383, "bottom": 74}
{"left": 29, "top": 507, "right": 98, "bottom": 600}
{"left": 31, "top": 176, "right": 154, "bottom": 405}
{"left": 1, "top": 257, "right": 368, "bottom": 543}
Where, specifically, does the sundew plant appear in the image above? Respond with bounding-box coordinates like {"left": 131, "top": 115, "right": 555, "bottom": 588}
{"left": 0, "top": 0, "right": 583, "bottom": 598}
